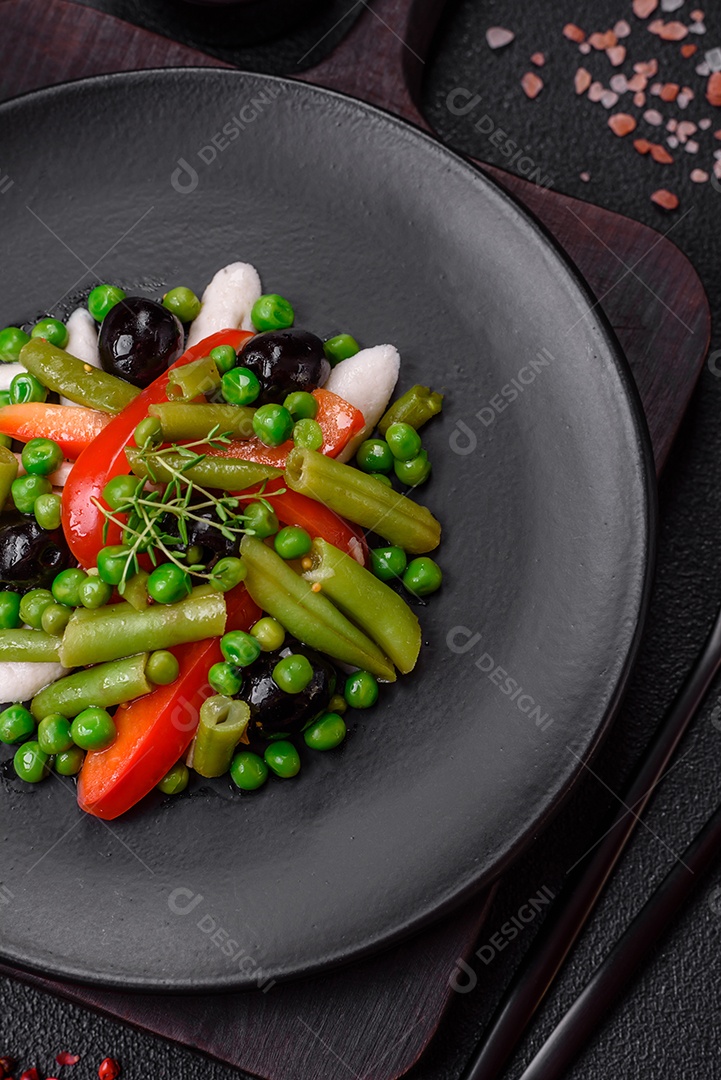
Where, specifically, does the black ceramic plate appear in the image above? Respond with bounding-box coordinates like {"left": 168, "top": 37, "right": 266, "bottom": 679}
{"left": 0, "top": 69, "right": 654, "bottom": 991}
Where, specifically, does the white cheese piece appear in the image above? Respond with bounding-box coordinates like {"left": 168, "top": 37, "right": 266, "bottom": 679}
{"left": 61, "top": 308, "right": 100, "bottom": 405}
{"left": 186, "top": 262, "right": 262, "bottom": 347}
{"left": 325, "top": 344, "right": 400, "bottom": 462}
{"left": 1, "top": 661, "right": 68, "bottom": 703}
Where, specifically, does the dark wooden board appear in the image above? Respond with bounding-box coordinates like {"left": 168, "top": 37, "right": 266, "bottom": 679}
{"left": 0, "top": 1, "right": 710, "bottom": 1078}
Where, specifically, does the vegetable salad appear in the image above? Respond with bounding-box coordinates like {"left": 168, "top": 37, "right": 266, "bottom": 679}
{"left": 0, "top": 264, "right": 443, "bottom": 819}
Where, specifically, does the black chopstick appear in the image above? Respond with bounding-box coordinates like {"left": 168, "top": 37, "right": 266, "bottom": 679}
{"left": 463, "top": 602, "right": 721, "bottom": 1080}
{"left": 518, "top": 798, "right": 721, "bottom": 1079}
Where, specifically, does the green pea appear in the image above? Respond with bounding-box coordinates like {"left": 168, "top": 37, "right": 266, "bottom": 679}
{"left": 162, "top": 286, "right": 201, "bottom": 323}
{"left": 221, "top": 366, "right": 260, "bottom": 406}
{"left": 209, "top": 556, "right": 247, "bottom": 593}
{"left": 0, "top": 591, "right": 21, "bottom": 630}
{"left": 208, "top": 661, "right": 243, "bottom": 696}
{"left": 403, "top": 556, "right": 442, "bottom": 596}
{"left": 34, "top": 492, "right": 62, "bottom": 531}
{"left": 55, "top": 746, "right": 85, "bottom": 776}
{"left": 230, "top": 750, "right": 269, "bottom": 791}
{"left": 78, "top": 576, "right": 112, "bottom": 610}
{"left": 88, "top": 284, "right": 126, "bottom": 323}
{"left": 157, "top": 761, "right": 190, "bottom": 794}
{"left": 9, "top": 372, "right": 47, "bottom": 404}
{"left": 0, "top": 326, "right": 30, "bottom": 363}
{"left": 147, "top": 563, "right": 192, "bottom": 605}
{"left": 251, "top": 293, "right": 295, "bottom": 332}
{"left": 102, "top": 473, "right": 141, "bottom": 511}
{"left": 304, "top": 712, "right": 347, "bottom": 750}
{"left": 12, "top": 473, "right": 51, "bottom": 514}
{"left": 394, "top": 450, "right": 431, "bottom": 487}
{"left": 14, "top": 740, "right": 50, "bottom": 783}
{"left": 37, "top": 713, "right": 74, "bottom": 754}
{"left": 133, "top": 416, "right": 163, "bottom": 448}
{"left": 284, "top": 391, "right": 318, "bottom": 421}
{"left": 41, "top": 602, "right": 72, "bottom": 636}
{"left": 273, "top": 653, "right": 314, "bottom": 694}
{"left": 21, "top": 437, "right": 64, "bottom": 477}
{"left": 0, "top": 704, "right": 36, "bottom": 744}
{"left": 264, "top": 740, "right": 301, "bottom": 778}
{"left": 52, "top": 567, "right": 88, "bottom": 608}
{"left": 221, "top": 630, "right": 262, "bottom": 667}
{"left": 207, "top": 344, "right": 236, "bottom": 375}
{"left": 96, "top": 545, "right": 134, "bottom": 586}
{"left": 250, "top": 616, "right": 286, "bottom": 652}
{"left": 323, "top": 334, "right": 360, "bottom": 366}
{"left": 274, "top": 525, "right": 312, "bottom": 560}
{"left": 356, "top": 439, "right": 393, "bottom": 474}
{"left": 31, "top": 317, "right": 68, "bottom": 349}
{"left": 71, "top": 707, "right": 116, "bottom": 751}
{"left": 19, "top": 589, "right": 54, "bottom": 629}
{"left": 370, "top": 545, "right": 407, "bottom": 582}
{"left": 146, "top": 650, "right": 180, "bottom": 686}
{"left": 328, "top": 694, "right": 348, "bottom": 715}
{"left": 344, "top": 670, "right": 379, "bottom": 709}
{"left": 293, "top": 418, "right": 323, "bottom": 450}
{"left": 252, "top": 404, "right": 294, "bottom": 447}
{"left": 243, "top": 500, "right": 279, "bottom": 538}
{"left": 386, "top": 422, "right": 422, "bottom": 462}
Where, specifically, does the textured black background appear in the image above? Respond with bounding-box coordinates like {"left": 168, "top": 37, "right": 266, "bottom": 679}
{"left": 2, "top": 1, "right": 721, "bottom": 1077}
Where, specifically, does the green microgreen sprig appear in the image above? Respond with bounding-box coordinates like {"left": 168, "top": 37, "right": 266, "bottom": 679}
{"left": 91, "top": 427, "right": 284, "bottom": 593}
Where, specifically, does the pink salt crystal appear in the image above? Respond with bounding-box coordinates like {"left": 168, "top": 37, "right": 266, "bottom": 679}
{"left": 521, "top": 71, "right": 544, "bottom": 98}
{"left": 690, "top": 168, "right": 709, "bottom": 181}
{"left": 610, "top": 74, "right": 628, "bottom": 92}
{"left": 614, "top": 19, "right": 631, "bottom": 37}
{"left": 486, "top": 26, "right": 515, "bottom": 49}
{"left": 588, "top": 81, "right": 605, "bottom": 101}
{"left": 677, "top": 120, "right": 697, "bottom": 138}
{"left": 579, "top": 42, "right": 592, "bottom": 54}
{"left": 667, "top": 134, "right": 679, "bottom": 147}
{"left": 691, "top": 9, "right": 705, "bottom": 19}
{"left": 650, "top": 83, "right": 662, "bottom": 95}
{"left": 627, "top": 73, "right": 648, "bottom": 91}
{"left": 580, "top": 171, "right": 591, "bottom": 181}
{"left": 575, "top": 67, "right": 593, "bottom": 94}
{"left": 696, "top": 61, "right": 711, "bottom": 76}
{"left": 633, "top": 0, "right": 659, "bottom": 16}
{"left": 601, "top": 90, "right": 620, "bottom": 108}
{"left": 531, "top": 51, "right": 546, "bottom": 66}
{"left": 689, "top": 22, "right": 706, "bottom": 34}
{"left": 607, "top": 45, "right": 626, "bottom": 66}
{"left": 648, "top": 18, "right": 664, "bottom": 33}
{"left": 677, "top": 92, "right": 691, "bottom": 107}
{"left": 685, "top": 140, "right": 699, "bottom": 152}
{"left": 714, "top": 160, "right": 721, "bottom": 179}
{"left": 634, "top": 91, "right": 647, "bottom": 106}
{"left": 698, "top": 118, "right": 712, "bottom": 129}
{"left": 667, "top": 118, "right": 678, "bottom": 130}
{"left": 644, "top": 108, "right": 664, "bottom": 124}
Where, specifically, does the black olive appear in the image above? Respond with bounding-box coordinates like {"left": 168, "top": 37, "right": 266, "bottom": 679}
{"left": 238, "top": 329, "right": 330, "bottom": 406}
{"left": 98, "top": 296, "right": 183, "bottom": 388}
{"left": 237, "top": 642, "right": 336, "bottom": 740}
{"left": 159, "top": 501, "right": 239, "bottom": 570}
{"left": 0, "top": 511, "right": 73, "bottom": 590}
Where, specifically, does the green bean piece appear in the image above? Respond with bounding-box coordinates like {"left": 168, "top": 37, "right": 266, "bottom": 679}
{"left": 189, "top": 695, "right": 251, "bottom": 778}
{"left": 121, "top": 570, "right": 150, "bottom": 610}
{"left": 0, "top": 445, "right": 18, "bottom": 511}
{"left": 0, "top": 629, "right": 61, "bottom": 662}
{"left": 306, "top": 539, "right": 421, "bottom": 674}
{"left": 59, "top": 587, "right": 227, "bottom": 667}
{"left": 378, "top": 385, "right": 444, "bottom": 436}
{"left": 31, "top": 653, "right": 152, "bottom": 720}
{"left": 19, "top": 339, "right": 139, "bottom": 414}
{"left": 166, "top": 355, "right": 221, "bottom": 401}
{"left": 284, "top": 448, "right": 441, "bottom": 554}
{"left": 126, "top": 446, "right": 281, "bottom": 491}
{"left": 240, "top": 535, "right": 396, "bottom": 681}
{"left": 148, "top": 402, "right": 256, "bottom": 442}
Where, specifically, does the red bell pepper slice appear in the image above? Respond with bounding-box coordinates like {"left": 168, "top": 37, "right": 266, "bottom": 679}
{"left": 62, "top": 329, "right": 253, "bottom": 568}
{"left": 210, "top": 387, "right": 364, "bottom": 468}
{"left": 77, "top": 585, "right": 261, "bottom": 820}
{"left": 0, "top": 403, "right": 111, "bottom": 460}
